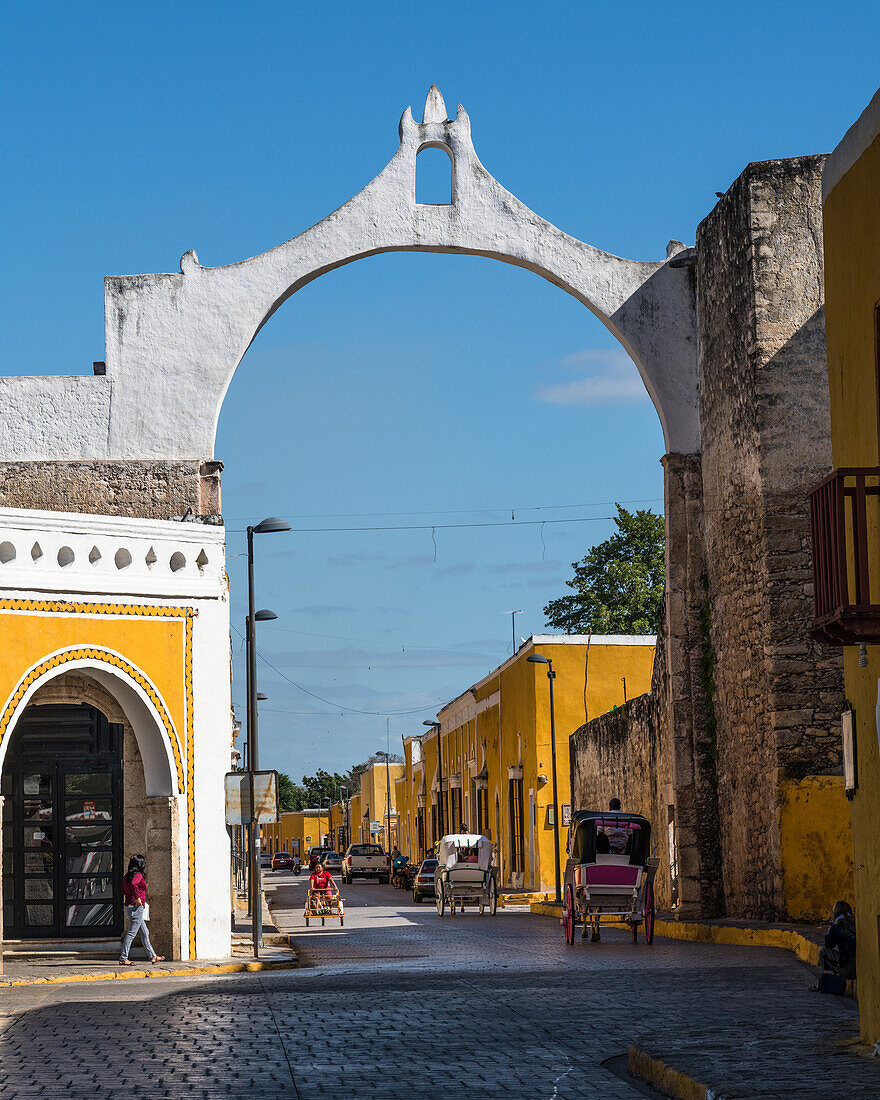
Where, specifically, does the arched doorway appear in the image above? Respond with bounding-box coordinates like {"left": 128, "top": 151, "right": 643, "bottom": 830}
{"left": 1, "top": 700, "right": 124, "bottom": 939}
{"left": 0, "top": 658, "right": 183, "bottom": 956}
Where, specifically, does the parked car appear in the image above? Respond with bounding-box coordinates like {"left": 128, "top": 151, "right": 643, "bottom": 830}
{"left": 412, "top": 858, "right": 438, "bottom": 902}
{"left": 308, "top": 846, "right": 332, "bottom": 872}
{"left": 260, "top": 851, "right": 272, "bottom": 869}
{"left": 271, "top": 850, "right": 293, "bottom": 871}
{"left": 342, "top": 842, "right": 390, "bottom": 884}
{"left": 323, "top": 851, "right": 343, "bottom": 875}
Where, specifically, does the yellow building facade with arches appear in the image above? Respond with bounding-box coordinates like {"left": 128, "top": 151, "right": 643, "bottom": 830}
{"left": 394, "top": 635, "right": 655, "bottom": 894}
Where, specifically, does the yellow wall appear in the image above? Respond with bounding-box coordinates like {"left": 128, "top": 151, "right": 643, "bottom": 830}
{"left": 779, "top": 777, "right": 854, "bottom": 921}
{"left": 262, "top": 810, "right": 328, "bottom": 856}
{"left": 402, "top": 637, "right": 655, "bottom": 891}
{"left": 821, "top": 118, "right": 880, "bottom": 1041}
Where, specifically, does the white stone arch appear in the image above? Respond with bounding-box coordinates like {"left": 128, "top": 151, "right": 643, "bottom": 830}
{"left": 0, "top": 86, "right": 698, "bottom": 462}
{"left": 0, "top": 646, "right": 181, "bottom": 798}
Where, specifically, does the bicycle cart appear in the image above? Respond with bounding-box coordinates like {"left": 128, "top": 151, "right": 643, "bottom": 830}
{"left": 434, "top": 834, "right": 498, "bottom": 917}
{"left": 304, "top": 884, "right": 344, "bottom": 927}
{"left": 562, "top": 810, "right": 657, "bottom": 945}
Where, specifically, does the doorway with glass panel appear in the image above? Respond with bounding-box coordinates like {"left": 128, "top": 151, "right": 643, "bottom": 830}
{"left": 1, "top": 703, "right": 123, "bottom": 939}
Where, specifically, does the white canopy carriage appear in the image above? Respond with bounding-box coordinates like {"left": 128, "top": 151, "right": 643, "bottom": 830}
{"left": 434, "top": 833, "right": 498, "bottom": 917}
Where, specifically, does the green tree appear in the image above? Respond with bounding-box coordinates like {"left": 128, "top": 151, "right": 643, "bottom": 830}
{"left": 543, "top": 505, "right": 665, "bottom": 634}
{"left": 276, "top": 771, "right": 304, "bottom": 812}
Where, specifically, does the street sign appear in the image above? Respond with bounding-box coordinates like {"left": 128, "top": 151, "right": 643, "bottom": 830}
{"left": 224, "top": 771, "right": 279, "bottom": 825}
{"left": 369, "top": 820, "right": 382, "bottom": 834}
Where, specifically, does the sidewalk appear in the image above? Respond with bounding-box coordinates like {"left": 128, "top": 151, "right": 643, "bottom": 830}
{"left": 533, "top": 901, "right": 872, "bottom": 1098}
{"left": 0, "top": 890, "right": 297, "bottom": 988}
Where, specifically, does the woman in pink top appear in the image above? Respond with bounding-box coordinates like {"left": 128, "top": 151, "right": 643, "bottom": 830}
{"left": 119, "top": 854, "right": 165, "bottom": 965}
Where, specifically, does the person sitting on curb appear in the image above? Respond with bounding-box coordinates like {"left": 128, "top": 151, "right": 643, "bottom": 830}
{"left": 811, "top": 900, "right": 856, "bottom": 993}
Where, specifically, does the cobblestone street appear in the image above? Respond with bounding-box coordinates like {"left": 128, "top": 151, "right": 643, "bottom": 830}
{"left": 0, "top": 872, "right": 874, "bottom": 1098}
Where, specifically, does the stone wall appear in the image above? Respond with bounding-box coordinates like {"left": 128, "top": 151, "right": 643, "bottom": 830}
{"left": 569, "top": 155, "right": 847, "bottom": 924}
{"left": 696, "top": 155, "right": 845, "bottom": 920}
{"left": 0, "top": 460, "right": 222, "bottom": 521}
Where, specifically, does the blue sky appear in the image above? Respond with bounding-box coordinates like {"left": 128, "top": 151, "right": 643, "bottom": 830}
{"left": 1, "top": 2, "right": 878, "bottom": 778}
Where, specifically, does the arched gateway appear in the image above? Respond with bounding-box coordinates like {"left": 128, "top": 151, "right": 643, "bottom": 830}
{"left": 0, "top": 87, "right": 746, "bottom": 960}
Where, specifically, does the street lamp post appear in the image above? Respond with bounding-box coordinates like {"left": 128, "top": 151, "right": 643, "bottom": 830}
{"left": 377, "top": 750, "right": 392, "bottom": 853}
{"left": 340, "top": 785, "right": 349, "bottom": 851}
{"left": 528, "top": 653, "right": 561, "bottom": 904}
{"left": 245, "top": 516, "right": 290, "bottom": 958}
{"left": 423, "top": 720, "right": 443, "bottom": 841}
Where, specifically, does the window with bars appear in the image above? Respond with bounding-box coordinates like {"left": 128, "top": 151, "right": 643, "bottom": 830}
{"left": 508, "top": 778, "right": 524, "bottom": 873}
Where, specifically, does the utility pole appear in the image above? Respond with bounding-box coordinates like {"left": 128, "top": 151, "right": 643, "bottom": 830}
{"left": 506, "top": 610, "right": 522, "bottom": 658}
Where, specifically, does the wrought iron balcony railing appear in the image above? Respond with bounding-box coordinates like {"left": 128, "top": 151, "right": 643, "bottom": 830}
{"left": 810, "top": 467, "right": 880, "bottom": 644}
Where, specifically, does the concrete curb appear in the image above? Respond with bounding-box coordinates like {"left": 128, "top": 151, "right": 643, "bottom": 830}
{"left": 0, "top": 957, "right": 299, "bottom": 988}
{"left": 529, "top": 902, "right": 821, "bottom": 966}
{"left": 627, "top": 1046, "right": 713, "bottom": 1100}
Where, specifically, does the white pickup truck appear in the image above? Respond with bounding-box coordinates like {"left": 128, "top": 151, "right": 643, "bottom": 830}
{"left": 342, "top": 842, "right": 390, "bottom": 884}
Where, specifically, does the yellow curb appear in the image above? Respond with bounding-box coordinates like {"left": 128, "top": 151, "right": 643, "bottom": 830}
{"left": 628, "top": 1046, "right": 709, "bottom": 1100}
{"left": 1, "top": 958, "right": 299, "bottom": 988}
{"left": 530, "top": 902, "right": 821, "bottom": 966}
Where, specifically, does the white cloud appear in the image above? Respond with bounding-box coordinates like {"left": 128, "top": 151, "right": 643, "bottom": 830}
{"left": 535, "top": 348, "right": 649, "bottom": 407}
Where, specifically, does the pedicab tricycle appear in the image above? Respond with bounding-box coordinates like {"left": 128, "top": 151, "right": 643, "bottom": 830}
{"left": 562, "top": 810, "right": 657, "bottom": 945}
{"left": 434, "top": 833, "right": 499, "bottom": 917}
{"left": 304, "top": 882, "right": 344, "bottom": 927}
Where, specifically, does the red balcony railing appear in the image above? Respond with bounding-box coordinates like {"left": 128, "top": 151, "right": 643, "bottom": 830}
{"left": 810, "top": 467, "right": 880, "bottom": 644}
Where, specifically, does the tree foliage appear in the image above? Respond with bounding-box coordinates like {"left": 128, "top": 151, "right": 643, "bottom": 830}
{"left": 543, "top": 505, "right": 665, "bottom": 635}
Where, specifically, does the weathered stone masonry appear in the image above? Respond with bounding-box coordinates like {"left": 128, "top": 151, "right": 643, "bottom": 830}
{"left": 571, "top": 155, "right": 846, "bottom": 921}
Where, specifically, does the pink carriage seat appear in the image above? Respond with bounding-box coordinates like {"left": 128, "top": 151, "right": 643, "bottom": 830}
{"left": 583, "top": 863, "right": 641, "bottom": 888}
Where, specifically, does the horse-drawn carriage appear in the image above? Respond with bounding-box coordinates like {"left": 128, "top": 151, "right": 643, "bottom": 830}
{"left": 434, "top": 834, "right": 499, "bottom": 917}
{"left": 562, "top": 810, "right": 657, "bottom": 944}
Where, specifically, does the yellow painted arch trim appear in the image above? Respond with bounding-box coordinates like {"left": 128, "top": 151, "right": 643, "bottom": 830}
{"left": 0, "top": 597, "right": 198, "bottom": 958}
{"left": 0, "top": 646, "right": 184, "bottom": 795}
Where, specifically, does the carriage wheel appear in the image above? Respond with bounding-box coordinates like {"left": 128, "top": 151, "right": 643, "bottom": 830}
{"left": 563, "top": 883, "right": 575, "bottom": 945}
{"left": 644, "top": 882, "right": 655, "bottom": 945}
{"left": 488, "top": 877, "right": 498, "bottom": 916}
{"left": 436, "top": 888, "right": 445, "bottom": 917}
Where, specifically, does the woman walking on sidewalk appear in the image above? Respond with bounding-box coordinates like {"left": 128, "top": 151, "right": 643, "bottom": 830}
{"left": 119, "top": 854, "right": 165, "bottom": 965}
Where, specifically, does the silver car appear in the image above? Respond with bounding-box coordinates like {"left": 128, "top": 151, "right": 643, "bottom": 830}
{"left": 323, "top": 850, "right": 343, "bottom": 875}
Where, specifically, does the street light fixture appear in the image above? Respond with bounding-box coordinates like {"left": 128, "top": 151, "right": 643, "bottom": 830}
{"left": 423, "top": 720, "right": 444, "bottom": 840}
{"left": 528, "top": 653, "right": 561, "bottom": 904}
{"left": 245, "top": 516, "right": 290, "bottom": 959}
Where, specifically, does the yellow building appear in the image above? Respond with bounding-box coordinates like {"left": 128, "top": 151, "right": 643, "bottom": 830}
{"left": 262, "top": 808, "right": 331, "bottom": 858}
{"left": 816, "top": 85, "right": 880, "bottom": 1043}
{"left": 396, "top": 634, "right": 655, "bottom": 894}
{"left": 335, "top": 760, "right": 404, "bottom": 850}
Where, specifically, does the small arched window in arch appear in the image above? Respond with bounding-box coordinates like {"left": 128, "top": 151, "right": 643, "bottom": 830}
{"left": 416, "top": 144, "right": 453, "bottom": 206}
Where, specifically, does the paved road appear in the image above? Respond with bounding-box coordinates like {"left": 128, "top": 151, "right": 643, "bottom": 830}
{"left": 0, "top": 871, "right": 873, "bottom": 1099}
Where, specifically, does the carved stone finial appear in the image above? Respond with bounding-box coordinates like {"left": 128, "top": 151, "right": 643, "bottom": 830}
{"left": 422, "top": 84, "right": 448, "bottom": 124}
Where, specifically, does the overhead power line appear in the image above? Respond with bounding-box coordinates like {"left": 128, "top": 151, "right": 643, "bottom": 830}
{"left": 224, "top": 496, "right": 662, "bottom": 523}
{"left": 230, "top": 514, "right": 620, "bottom": 535}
